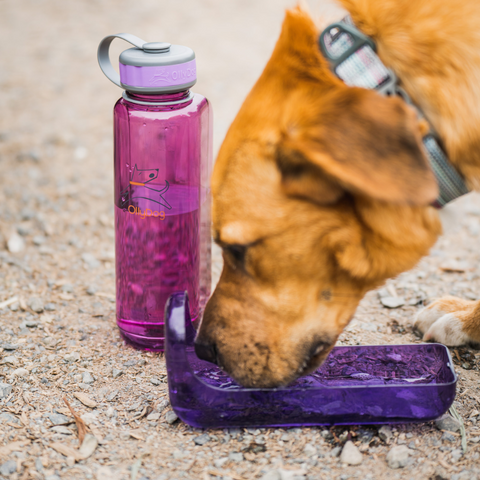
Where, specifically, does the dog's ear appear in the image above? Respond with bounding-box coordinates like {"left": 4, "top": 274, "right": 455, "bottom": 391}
{"left": 279, "top": 87, "right": 438, "bottom": 205}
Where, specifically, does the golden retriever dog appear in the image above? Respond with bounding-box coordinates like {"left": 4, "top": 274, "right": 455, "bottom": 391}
{"left": 195, "top": 0, "right": 480, "bottom": 388}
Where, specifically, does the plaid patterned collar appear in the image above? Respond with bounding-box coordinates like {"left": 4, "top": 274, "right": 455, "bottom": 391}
{"left": 318, "top": 17, "right": 469, "bottom": 208}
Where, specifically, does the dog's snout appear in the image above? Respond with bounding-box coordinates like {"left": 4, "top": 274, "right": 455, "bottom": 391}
{"left": 194, "top": 339, "right": 218, "bottom": 365}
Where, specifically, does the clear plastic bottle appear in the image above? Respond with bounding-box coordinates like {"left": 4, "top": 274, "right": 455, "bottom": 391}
{"left": 98, "top": 34, "right": 212, "bottom": 350}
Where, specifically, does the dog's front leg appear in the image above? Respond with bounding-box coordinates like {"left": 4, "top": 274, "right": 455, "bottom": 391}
{"left": 414, "top": 296, "right": 480, "bottom": 346}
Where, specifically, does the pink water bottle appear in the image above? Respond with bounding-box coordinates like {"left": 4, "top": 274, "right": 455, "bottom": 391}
{"left": 98, "top": 34, "right": 212, "bottom": 350}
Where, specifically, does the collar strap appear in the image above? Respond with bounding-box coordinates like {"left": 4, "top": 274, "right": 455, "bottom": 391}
{"left": 318, "top": 18, "right": 469, "bottom": 208}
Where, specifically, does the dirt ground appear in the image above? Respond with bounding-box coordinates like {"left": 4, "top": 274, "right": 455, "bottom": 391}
{"left": 1, "top": 1, "right": 480, "bottom": 479}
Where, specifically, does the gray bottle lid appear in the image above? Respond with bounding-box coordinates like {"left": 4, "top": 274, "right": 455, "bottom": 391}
{"left": 98, "top": 33, "right": 196, "bottom": 93}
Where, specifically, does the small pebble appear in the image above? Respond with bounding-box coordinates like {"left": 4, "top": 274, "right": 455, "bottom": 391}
{"left": 61, "top": 283, "right": 74, "bottom": 293}
{"left": 51, "top": 426, "right": 73, "bottom": 435}
{"left": 64, "top": 351, "right": 80, "bottom": 362}
{"left": 146, "top": 412, "right": 160, "bottom": 421}
{"left": 82, "top": 371, "right": 94, "bottom": 384}
{"left": 340, "top": 441, "right": 363, "bottom": 465}
{"left": 82, "top": 252, "right": 100, "bottom": 269}
{"left": 7, "top": 232, "right": 25, "bottom": 253}
{"left": 44, "top": 303, "right": 56, "bottom": 311}
{"left": 378, "top": 425, "right": 393, "bottom": 443}
{"left": 228, "top": 452, "right": 244, "bottom": 462}
{"left": 1, "top": 355, "right": 17, "bottom": 365}
{"left": 112, "top": 369, "right": 123, "bottom": 378}
{"left": 330, "top": 446, "right": 342, "bottom": 457}
{"left": 33, "top": 235, "right": 46, "bottom": 245}
{"left": 303, "top": 443, "right": 317, "bottom": 457}
{"left": 386, "top": 445, "right": 410, "bottom": 469}
{"left": 214, "top": 457, "right": 229, "bottom": 468}
{"left": 48, "top": 413, "right": 72, "bottom": 426}
{"left": 157, "top": 399, "right": 169, "bottom": 413}
{"left": 0, "top": 382, "right": 13, "bottom": 398}
{"left": 0, "top": 459, "right": 17, "bottom": 476}
{"left": 165, "top": 410, "right": 178, "bottom": 424}
{"left": 12, "top": 367, "right": 29, "bottom": 377}
{"left": 380, "top": 296, "right": 405, "bottom": 308}
{"left": 435, "top": 414, "right": 461, "bottom": 433}
{"left": 28, "top": 297, "right": 44, "bottom": 313}
{"left": 150, "top": 376, "right": 161, "bottom": 385}
{"left": 442, "top": 432, "right": 456, "bottom": 443}
{"left": 451, "top": 449, "right": 463, "bottom": 462}
{"left": 193, "top": 433, "right": 210, "bottom": 445}
{"left": 86, "top": 286, "right": 97, "bottom": 295}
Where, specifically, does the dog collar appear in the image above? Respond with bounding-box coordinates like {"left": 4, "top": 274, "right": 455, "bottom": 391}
{"left": 318, "top": 18, "right": 469, "bottom": 208}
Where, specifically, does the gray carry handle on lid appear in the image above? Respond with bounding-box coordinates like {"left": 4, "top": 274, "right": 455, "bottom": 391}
{"left": 98, "top": 33, "right": 146, "bottom": 87}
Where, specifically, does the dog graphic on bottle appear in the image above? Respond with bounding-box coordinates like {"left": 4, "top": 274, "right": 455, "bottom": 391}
{"left": 120, "top": 163, "right": 200, "bottom": 220}
{"left": 120, "top": 165, "right": 171, "bottom": 220}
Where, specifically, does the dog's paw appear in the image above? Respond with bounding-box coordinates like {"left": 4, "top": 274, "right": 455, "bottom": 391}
{"left": 414, "top": 296, "right": 478, "bottom": 346}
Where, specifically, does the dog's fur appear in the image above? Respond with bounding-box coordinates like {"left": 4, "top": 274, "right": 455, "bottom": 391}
{"left": 196, "top": 0, "right": 480, "bottom": 388}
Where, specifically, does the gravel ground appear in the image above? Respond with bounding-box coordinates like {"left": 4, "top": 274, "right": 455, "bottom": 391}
{"left": 1, "top": 1, "right": 480, "bottom": 479}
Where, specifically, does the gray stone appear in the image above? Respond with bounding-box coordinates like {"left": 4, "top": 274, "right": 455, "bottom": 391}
{"left": 25, "top": 320, "right": 39, "bottom": 327}
{"left": 112, "top": 369, "right": 123, "bottom": 378}
{"left": 7, "top": 233, "right": 25, "bottom": 253}
{"left": 165, "top": 410, "right": 178, "bottom": 424}
{"left": 51, "top": 425, "right": 73, "bottom": 435}
{"left": 260, "top": 472, "right": 281, "bottom": 480}
{"left": 340, "top": 441, "right": 362, "bottom": 465}
{"left": 303, "top": 443, "right": 317, "bottom": 457}
{"left": 150, "top": 376, "right": 161, "bottom": 385}
{"left": 0, "top": 460, "right": 17, "bottom": 476}
{"left": 82, "top": 371, "right": 94, "bottom": 384}
{"left": 278, "top": 469, "right": 306, "bottom": 480}
{"left": 12, "top": 367, "right": 29, "bottom": 377}
{"left": 0, "top": 413, "right": 16, "bottom": 423}
{"left": 28, "top": 297, "right": 44, "bottom": 313}
{"left": 45, "top": 475, "right": 61, "bottom": 480}
{"left": 82, "top": 252, "right": 100, "bottom": 269}
{"left": 2, "top": 344, "right": 19, "bottom": 351}
{"left": 146, "top": 412, "right": 160, "bottom": 421}
{"left": 380, "top": 296, "right": 405, "bottom": 308}
{"left": 435, "top": 414, "right": 461, "bottom": 433}
{"left": 378, "top": 425, "right": 393, "bottom": 443}
{"left": 33, "top": 235, "right": 46, "bottom": 245}
{"left": 330, "top": 446, "right": 342, "bottom": 457}
{"left": 86, "top": 286, "right": 97, "bottom": 295}
{"left": 441, "top": 432, "right": 456, "bottom": 442}
{"left": 451, "top": 449, "right": 463, "bottom": 462}
{"left": 64, "top": 351, "right": 80, "bottom": 362}
{"left": 17, "top": 150, "right": 40, "bottom": 162}
{"left": 228, "top": 452, "right": 244, "bottom": 462}
{"left": 48, "top": 413, "right": 72, "bottom": 425}
{"left": 321, "top": 430, "right": 333, "bottom": 440}
{"left": 35, "top": 457, "right": 43, "bottom": 472}
{"left": 61, "top": 283, "right": 74, "bottom": 293}
{"left": 44, "top": 303, "right": 56, "bottom": 311}
{"left": 193, "top": 433, "right": 210, "bottom": 445}
{"left": 1, "top": 356, "right": 17, "bottom": 365}
{"left": 214, "top": 457, "right": 229, "bottom": 468}
{"left": 386, "top": 445, "right": 410, "bottom": 469}
{"left": 157, "top": 399, "right": 169, "bottom": 413}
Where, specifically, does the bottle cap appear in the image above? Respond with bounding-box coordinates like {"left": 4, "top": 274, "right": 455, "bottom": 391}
{"left": 98, "top": 33, "right": 196, "bottom": 93}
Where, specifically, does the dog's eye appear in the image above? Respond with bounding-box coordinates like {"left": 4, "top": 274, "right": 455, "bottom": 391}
{"left": 223, "top": 244, "right": 247, "bottom": 267}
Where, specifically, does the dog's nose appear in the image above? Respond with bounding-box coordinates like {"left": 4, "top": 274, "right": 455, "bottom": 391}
{"left": 194, "top": 340, "right": 218, "bottom": 365}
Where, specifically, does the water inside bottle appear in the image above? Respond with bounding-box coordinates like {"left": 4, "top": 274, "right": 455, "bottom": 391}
{"left": 116, "top": 184, "right": 206, "bottom": 349}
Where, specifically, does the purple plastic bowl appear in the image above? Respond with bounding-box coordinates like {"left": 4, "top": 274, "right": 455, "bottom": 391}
{"left": 165, "top": 293, "right": 457, "bottom": 428}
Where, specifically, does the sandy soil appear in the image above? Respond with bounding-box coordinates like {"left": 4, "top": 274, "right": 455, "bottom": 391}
{"left": 1, "top": 1, "right": 480, "bottom": 479}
